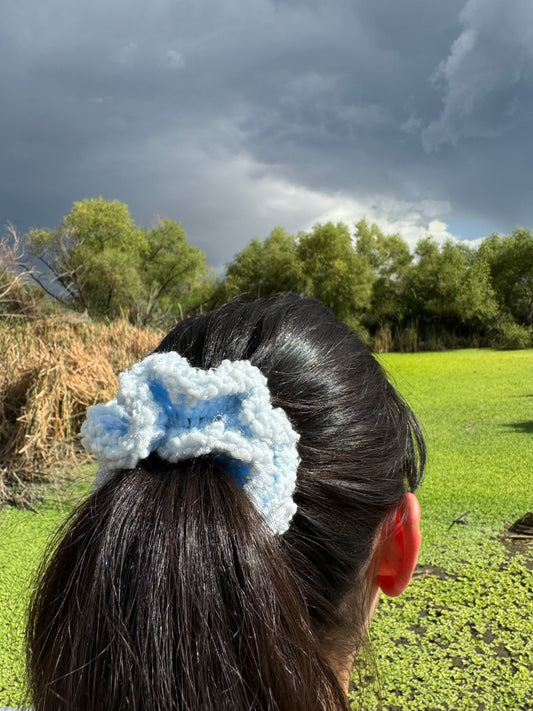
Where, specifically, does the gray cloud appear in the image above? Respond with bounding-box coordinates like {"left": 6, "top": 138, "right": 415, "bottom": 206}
{"left": 422, "top": 0, "right": 533, "bottom": 151}
{"left": 1, "top": 0, "right": 532, "bottom": 266}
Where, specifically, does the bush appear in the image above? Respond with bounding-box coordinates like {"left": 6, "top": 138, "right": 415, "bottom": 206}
{"left": 497, "top": 321, "right": 532, "bottom": 349}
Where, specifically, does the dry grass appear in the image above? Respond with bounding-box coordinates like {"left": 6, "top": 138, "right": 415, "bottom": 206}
{"left": 0, "top": 316, "right": 162, "bottom": 504}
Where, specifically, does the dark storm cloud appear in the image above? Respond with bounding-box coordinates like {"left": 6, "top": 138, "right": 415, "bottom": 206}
{"left": 422, "top": 0, "right": 533, "bottom": 150}
{"left": 1, "top": 0, "right": 532, "bottom": 266}
{"left": 418, "top": 0, "right": 533, "bottom": 225}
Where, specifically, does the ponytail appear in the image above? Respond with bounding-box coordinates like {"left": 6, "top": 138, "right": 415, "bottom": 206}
{"left": 28, "top": 455, "right": 347, "bottom": 711}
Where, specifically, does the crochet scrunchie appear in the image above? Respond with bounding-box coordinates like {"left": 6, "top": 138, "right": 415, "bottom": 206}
{"left": 80, "top": 352, "right": 300, "bottom": 534}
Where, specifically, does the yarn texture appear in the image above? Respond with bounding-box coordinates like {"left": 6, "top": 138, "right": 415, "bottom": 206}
{"left": 80, "top": 352, "right": 300, "bottom": 534}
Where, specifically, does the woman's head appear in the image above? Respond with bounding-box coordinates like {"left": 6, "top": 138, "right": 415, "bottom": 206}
{"left": 27, "top": 295, "right": 425, "bottom": 711}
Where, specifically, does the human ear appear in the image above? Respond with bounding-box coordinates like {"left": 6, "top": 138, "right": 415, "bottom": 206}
{"left": 374, "top": 493, "right": 421, "bottom": 598}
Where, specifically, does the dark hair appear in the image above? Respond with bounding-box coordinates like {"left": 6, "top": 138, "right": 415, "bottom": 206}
{"left": 27, "top": 295, "right": 425, "bottom": 711}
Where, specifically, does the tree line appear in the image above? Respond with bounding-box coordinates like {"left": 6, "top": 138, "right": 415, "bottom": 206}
{"left": 1, "top": 197, "right": 532, "bottom": 350}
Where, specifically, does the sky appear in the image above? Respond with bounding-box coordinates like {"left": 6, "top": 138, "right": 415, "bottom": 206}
{"left": 1, "top": 0, "right": 532, "bottom": 269}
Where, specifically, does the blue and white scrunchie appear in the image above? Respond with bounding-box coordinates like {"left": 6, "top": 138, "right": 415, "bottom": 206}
{"left": 80, "top": 352, "right": 300, "bottom": 534}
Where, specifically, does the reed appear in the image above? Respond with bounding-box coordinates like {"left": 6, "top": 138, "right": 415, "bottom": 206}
{"left": 0, "top": 316, "right": 162, "bottom": 503}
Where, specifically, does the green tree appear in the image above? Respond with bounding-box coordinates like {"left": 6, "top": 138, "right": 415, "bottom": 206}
{"left": 479, "top": 228, "right": 533, "bottom": 326}
{"left": 354, "top": 219, "right": 412, "bottom": 330}
{"left": 215, "top": 227, "right": 302, "bottom": 302}
{"left": 27, "top": 197, "right": 146, "bottom": 318}
{"left": 26, "top": 198, "right": 211, "bottom": 323}
{"left": 139, "top": 218, "right": 214, "bottom": 325}
{"left": 404, "top": 237, "right": 498, "bottom": 339}
{"left": 218, "top": 221, "right": 375, "bottom": 328}
{"left": 298, "top": 222, "right": 375, "bottom": 327}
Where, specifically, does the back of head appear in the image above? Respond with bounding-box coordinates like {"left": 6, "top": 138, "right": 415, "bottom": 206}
{"left": 27, "top": 295, "right": 424, "bottom": 711}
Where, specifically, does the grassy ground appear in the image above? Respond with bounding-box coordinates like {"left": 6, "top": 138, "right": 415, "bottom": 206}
{"left": 0, "top": 475, "right": 92, "bottom": 707}
{"left": 353, "top": 349, "right": 533, "bottom": 710}
{"left": 1, "top": 349, "right": 532, "bottom": 709}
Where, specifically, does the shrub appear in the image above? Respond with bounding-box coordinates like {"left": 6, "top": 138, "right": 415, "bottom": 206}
{"left": 497, "top": 321, "right": 532, "bottom": 350}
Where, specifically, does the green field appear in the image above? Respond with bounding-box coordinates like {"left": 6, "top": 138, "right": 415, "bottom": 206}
{"left": 1, "top": 349, "right": 532, "bottom": 710}
{"left": 355, "top": 349, "right": 533, "bottom": 711}
{"left": 0, "top": 473, "right": 96, "bottom": 707}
